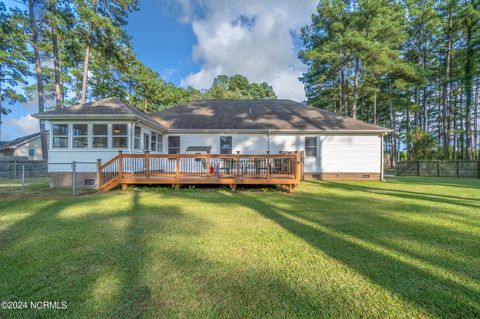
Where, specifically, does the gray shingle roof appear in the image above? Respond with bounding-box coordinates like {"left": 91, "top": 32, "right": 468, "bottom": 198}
{"left": 33, "top": 97, "right": 389, "bottom": 132}
{"left": 151, "top": 99, "right": 390, "bottom": 132}
{"left": 33, "top": 97, "right": 166, "bottom": 130}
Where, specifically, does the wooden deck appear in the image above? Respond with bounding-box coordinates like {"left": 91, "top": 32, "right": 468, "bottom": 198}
{"left": 98, "top": 152, "right": 303, "bottom": 192}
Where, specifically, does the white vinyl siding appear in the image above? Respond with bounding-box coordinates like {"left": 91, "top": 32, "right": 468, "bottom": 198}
{"left": 318, "top": 135, "right": 381, "bottom": 172}
{"left": 48, "top": 125, "right": 381, "bottom": 174}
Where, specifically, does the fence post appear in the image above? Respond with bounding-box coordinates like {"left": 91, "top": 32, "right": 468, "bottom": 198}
{"left": 13, "top": 160, "right": 16, "bottom": 178}
{"left": 457, "top": 160, "right": 460, "bottom": 178}
{"left": 72, "top": 161, "right": 77, "bottom": 196}
{"left": 22, "top": 164, "right": 25, "bottom": 192}
{"left": 97, "top": 159, "right": 102, "bottom": 190}
{"left": 437, "top": 161, "right": 440, "bottom": 177}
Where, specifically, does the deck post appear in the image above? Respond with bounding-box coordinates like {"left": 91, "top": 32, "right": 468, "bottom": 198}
{"left": 118, "top": 151, "right": 123, "bottom": 180}
{"left": 145, "top": 151, "right": 150, "bottom": 178}
{"left": 175, "top": 152, "right": 180, "bottom": 180}
{"left": 206, "top": 152, "right": 211, "bottom": 177}
{"left": 266, "top": 151, "right": 271, "bottom": 179}
{"left": 236, "top": 151, "right": 240, "bottom": 176}
{"left": 97, "top": 159, "right": 102, "bottom": 190}
{"left": 294, "top": 151, "right": 301, "bottom": 182}
{"left": 121, "top": 184, "right": 127, "bottom": 192}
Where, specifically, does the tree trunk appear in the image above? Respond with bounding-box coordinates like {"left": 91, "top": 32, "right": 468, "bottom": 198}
{"left": 464, "top": 25, "right": 474, "bottom": 160}
{"left": 80, "top": 0, "right": 97, "bottom": 104}
{"left": 414, "top": 86, "right": 419, "bottom": 130}
{"left": 0, "top": 65, "right": 3, "bottom": 142}
{"left": 340, "top": 67, "right": 346, "bottom": 115}
{"left": 351, "top": 58, "right": 359, "bottom": 119}
{"left": 389, "top": 82, "right": 396, "bottom": 168}
{"left": 442, "top": 13, "right": 452, "bottom": 159}
{"left": 459, "top": 82, "right": 465, "bottom": 158}
{"left": 423, "top": 87, "right": 428, "bottom": 132}
{"left": 345, "top": 62, "right": 350, "bottom": 115}
{"left": 49, "top": 2, "right": 63, "bottom": 108}
{"left": 373, "top": 89, "right": 377, "bottom": 125}
{"left": 453, "top": 83, "right": 458, "bottom": 160}
{"left": 406, "top": 108, "right": 411, "bottom": 160}
{"left": 474, "top": 77, "right": 479, "bottom": 159}
{"left": 28, "top": 0, "right": 48, "bottom": 160}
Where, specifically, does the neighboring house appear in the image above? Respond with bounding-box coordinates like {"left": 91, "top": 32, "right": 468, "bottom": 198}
{"left": 0, "top": 132, "right": 49, "bottom": 160}
{"left": 33, "top": 97, "right": 390, "bottom": 188}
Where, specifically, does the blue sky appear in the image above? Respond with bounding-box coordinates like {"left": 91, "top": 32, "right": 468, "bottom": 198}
{"left": 2, "top": 0, "right": 316, "bottom": 141}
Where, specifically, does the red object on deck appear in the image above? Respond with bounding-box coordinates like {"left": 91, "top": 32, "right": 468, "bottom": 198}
{"left": 209, "top": 165, "right": 215, "bottom": 174}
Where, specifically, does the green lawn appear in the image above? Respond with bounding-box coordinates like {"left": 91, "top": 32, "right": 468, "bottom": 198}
{"left": 0, "top": 177, "right": 479, "bottom": 318}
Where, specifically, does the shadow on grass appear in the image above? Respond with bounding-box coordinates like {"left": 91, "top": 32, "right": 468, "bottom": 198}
{"left": 0, "top": 190, "right": 360, "bottom": 318}
{"left": 177, "top": 182, "right": 480, "bottom": 318}
{"left": 1, "top": 180, "right": 480, "bottom": 318}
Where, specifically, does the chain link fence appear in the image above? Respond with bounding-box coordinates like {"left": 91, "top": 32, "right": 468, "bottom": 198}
{"left": 0, "top": 159, "right": 48, "bottom": 179}
{"left": 0, "top": 160, "right": 97, "bottom": 197}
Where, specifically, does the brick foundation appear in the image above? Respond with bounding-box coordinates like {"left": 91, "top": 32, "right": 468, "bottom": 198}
{"left": 304, "top": 172, "right": 381, "bottom": 180}
{"left": 49, "top": 172, "right": 97, "bottom": 188}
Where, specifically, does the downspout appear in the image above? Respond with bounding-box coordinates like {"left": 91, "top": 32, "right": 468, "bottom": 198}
{"left": 380, "top": 133, "right": 385, "bottom": 181}
{"left": 267, "top": 130, "right": 271, "bottom": 153}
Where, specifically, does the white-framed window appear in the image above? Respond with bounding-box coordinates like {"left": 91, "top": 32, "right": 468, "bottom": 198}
{"left": 220, "top": 136, "right": 232, "bottom": 154}
{"left": 168, "top": 136, "right": 180, "bottom": 154}
{"left": 305, "top": 137, "right": 318, "bottom": 158}
{"left": 151, "top": 132, "right": 157, "bottom": 152}
{"left": 134, "top": 125, "right": 141, "bottom": 150}
{"left": 72, "top": 124, "right": 88, "bottom": 148}
{"left": 112, "top": 124, "right": 128, "bottom": 149}
{"left": 92, "top": 124, "right": 108, "bottom": 148}
{"left": 143, "top": 133, "right": 150, "bottom": 152}
{"left": 157, "top": 134, "right": 163, "bottom": 153}
{"left": 28, "top": 148, "right": 35, "bottom": 159}
{"left": 150, "top": 132, "right": 163, "bottom": 153}
{"left": 52, "top": 124, "right": 69, "bottom": 149}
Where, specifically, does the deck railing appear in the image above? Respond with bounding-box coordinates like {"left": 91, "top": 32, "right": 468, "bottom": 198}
{"left": 98, "top": 151, "right": 302, "bottom": 191}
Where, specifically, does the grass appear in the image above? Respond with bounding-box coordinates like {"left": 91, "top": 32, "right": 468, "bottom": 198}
{"left": 0, "top": 177, "right": 479, "bottom": 318}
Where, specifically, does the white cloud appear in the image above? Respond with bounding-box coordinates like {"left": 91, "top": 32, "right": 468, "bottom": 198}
{"left": 176, "top": 0, "right": 315, "bottom": 101}
{"left": 4, "top": 114, "right": 39, "bottom": 140}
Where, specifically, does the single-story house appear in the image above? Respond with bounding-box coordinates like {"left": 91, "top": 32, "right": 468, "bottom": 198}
{"left": 33, "top": 97, "right": 390, "bottom": 189}
{"left": 0, "top": 131, "right": 50, "bottom": 160}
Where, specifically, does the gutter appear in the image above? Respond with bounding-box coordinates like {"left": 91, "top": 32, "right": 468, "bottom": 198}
{"left": 166, "top": 128, "right": 393, "bottom": 134}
